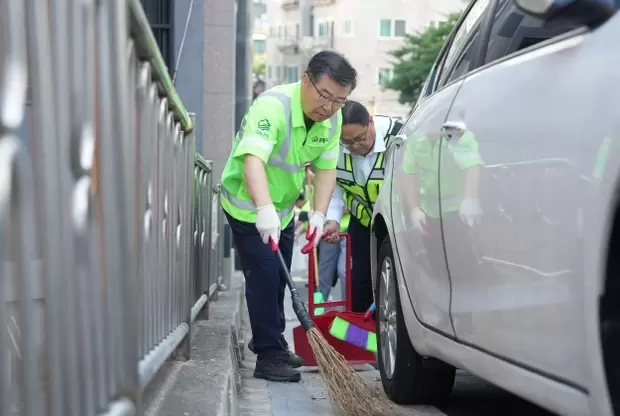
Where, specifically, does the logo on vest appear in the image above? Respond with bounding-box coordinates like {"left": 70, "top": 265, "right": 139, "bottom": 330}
{"left": 311, "top": 136, "right": 329, "bottom": 144}
{"left": 257, "top": 119, "right": 271, "bottom": 132}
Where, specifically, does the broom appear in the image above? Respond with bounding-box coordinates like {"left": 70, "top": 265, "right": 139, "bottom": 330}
{"left": 311, "top": 246, "right": 326, "bottom": 315}
{"left": 270, "top": 240, "right": 402, "bottom": 416}
{"left": 304, "top": 165, "right": 326, "bottom": 315}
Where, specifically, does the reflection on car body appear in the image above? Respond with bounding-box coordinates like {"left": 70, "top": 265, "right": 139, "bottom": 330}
{"left": 369, "top": 1, "right": 620, "bottom": 416}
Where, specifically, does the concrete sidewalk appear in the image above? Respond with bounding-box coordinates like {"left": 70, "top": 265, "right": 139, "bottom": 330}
{"left": 143, "top": 271, "right": 246, "bottom": 416}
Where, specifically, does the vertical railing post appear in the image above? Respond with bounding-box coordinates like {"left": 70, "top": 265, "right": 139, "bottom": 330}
{"left": 97, "top": 0, "right": 139, "bottom": 410}
{"left": 173, "top": 113, "right": 196, "bottom": 361}
{"left": 221, "top": 217, "right": 233, "bottom": 290}
{"left": 217, "top": 187, "right": 225, "bottom": 291}
{"left": 210, "top": 179, "right": 220, "bottom": 302}
{"left": 23, "top": 0, "right": 65, "bottom": 412}
{"left": 195, "top": 160, "right": 214, "bottom": 320}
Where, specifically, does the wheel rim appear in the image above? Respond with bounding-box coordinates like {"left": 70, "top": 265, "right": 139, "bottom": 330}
{"left": 379, "top": 256, "right": 397, "bottom": 380}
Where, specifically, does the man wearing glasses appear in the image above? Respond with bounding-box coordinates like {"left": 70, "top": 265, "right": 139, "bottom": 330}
{"left": 220, "top": 51, "right": 356, "bottom": 382}
{"left": 321, "top": 101, "right": 403, "bottom": 313}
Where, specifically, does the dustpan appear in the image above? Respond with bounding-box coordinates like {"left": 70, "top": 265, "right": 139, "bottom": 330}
{"left": 292, "top": 233, "right": 377, "bottom": 367}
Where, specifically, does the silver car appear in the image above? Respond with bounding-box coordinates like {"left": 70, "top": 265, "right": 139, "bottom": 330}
{"left": 370, "top": 0, "right": 619, "bottom": 415}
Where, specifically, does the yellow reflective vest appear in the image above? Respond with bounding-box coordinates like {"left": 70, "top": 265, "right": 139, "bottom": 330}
{"left": 336, "top": 117, "right": 402, "bottom": 227}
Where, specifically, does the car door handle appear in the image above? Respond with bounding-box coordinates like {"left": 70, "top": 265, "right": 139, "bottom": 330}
{"left": 441, "top": 120, "right": 467, "bottom": 140}
{"left": 391, "top": 134, "right": 406, "bottom": 148}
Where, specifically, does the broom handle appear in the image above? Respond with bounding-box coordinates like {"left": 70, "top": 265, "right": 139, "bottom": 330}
{"left": 312, "top": 246, "right": 320, "bottom": 288}
{"left": 271, "top": 239, "right": 314, "bottom": 331}
{"left": 306, "top": 165, "right": 321, "bottom": 290}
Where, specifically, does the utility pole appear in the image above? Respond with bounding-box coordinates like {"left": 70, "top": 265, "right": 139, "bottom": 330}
{"left": 234, "top": 0, "right": 252, "bottom": 132}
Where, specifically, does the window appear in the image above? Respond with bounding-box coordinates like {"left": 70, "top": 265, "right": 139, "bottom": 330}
{"left": 277, "top": 25, "right": 282, "bottom": 38}
{"left": 394, "top": 20, "right": 406, "bottom": 36}
{"left": 268, "top": 65, "right": 272, "bottom": 79}
{"left": 254, "top": 39, "right": 266, "bottom": 54}
{"left": 437, "top": 0, "right": 491, "bottom": 87}
{"left": 276, "top": 66, "right": 281, "bottom": 81}
{"left": 141, "top": 0, "right": 174, "bottom": 75}
{"left": 378, "top": 68, "right": 393, "bottom": 88}
{"left": 269, "top": 26, "right": 276, "bottom": 37}
{"left": 379, "top": 19, "right": 392, "bottom": 37}
{"left": 343, "top": 20, "right": 353, "bottom": 35}
{"left": 284, "top": 66, "right": 300, "bottom": 82}
{"left": 318, "top": 22, "right": 328, "bottom": 38}
{"left": 296, "top": 23, "right": 300, "bottom": 39}
{"left": 379, "top": 19, "right": 406, "bottom": 37}
{"left": 484, "top": 2, "right": 582, "bottom": 66}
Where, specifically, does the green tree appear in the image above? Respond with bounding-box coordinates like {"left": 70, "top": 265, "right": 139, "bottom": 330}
{"left": 252, "top": 54, "right": 266, "bottom": 76}
{"left": 388, "top": 14, "right": 460, "bottom": 105}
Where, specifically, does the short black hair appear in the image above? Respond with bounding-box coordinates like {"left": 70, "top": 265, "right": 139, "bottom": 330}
{"left": 341, "top": 100, "right": 370, "bottom": 126}
{"left": 297, "top": 192, "right": 305, "bottom": 202}
{"left": 306, "top": 51, "right": 357, "bottom": 91}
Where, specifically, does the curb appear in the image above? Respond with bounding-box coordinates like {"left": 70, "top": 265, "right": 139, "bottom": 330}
{"left": 143, "top": 272, "right": 246, "bottom": 416}
{"left": 218, "top": 276, "right": 245, "bottom": 416}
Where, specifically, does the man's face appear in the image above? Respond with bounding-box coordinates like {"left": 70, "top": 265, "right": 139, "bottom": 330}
{"left": 340, "top": 118, "right": 376, "bottom": 156}
{"left": 301, "top": 73, "right": 351, "bottom": 122}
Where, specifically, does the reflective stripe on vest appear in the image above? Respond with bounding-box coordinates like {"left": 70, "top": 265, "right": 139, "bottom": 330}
{"left": 345, "top": 193, "right": 373, "bottom": 227}
{"left": 220, "top": 188, "right": 295, "bottom": 220}
{"left": 240, "top": 91, "right": 339, "bottom": 173}
{"left": 334, "top": 127, "right": 392, "bottom": 226}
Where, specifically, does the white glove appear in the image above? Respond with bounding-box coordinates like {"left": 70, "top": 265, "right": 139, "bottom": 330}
{"left": 410, "top": 207, "right": 427, "bottom": 234}
{"left": 256, "top": 204, "right": 281, "bottom": 245}
{"left": 459, "top": 198, "right": 482, "bottom": 227}
{"left": 301, "top": 211, "right": 326, "bottom": 253}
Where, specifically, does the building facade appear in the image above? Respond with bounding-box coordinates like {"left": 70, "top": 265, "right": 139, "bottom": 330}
{"left": 138, "top": 0, "right": 237, "bottom": 179}
{"left": 253, "top": 0, "right": 268, "bottom": 87}
{"left": 264, "top": 0, "right": 466, "bottom": 117}
{"left": 253, "top": 0, "right": 268, "bottom": 59}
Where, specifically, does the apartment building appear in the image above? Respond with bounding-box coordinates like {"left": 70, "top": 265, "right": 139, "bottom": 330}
{"left": 265, "top": 0, "right": 466, "bottom": 117}
{"left": 253, "top": 0, "right": 268, "bottom": 60}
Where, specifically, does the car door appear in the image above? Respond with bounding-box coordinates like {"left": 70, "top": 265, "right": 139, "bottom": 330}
{"left": 441, "top": 1, "right": 604, "bottom": 387}
{"left": 390, "top": 0, "right": 493, "bottom": 335}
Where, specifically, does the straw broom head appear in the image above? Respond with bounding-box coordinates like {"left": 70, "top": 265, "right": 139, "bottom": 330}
{"left": 306, "top": 328, "right": 404, "bottom": 416}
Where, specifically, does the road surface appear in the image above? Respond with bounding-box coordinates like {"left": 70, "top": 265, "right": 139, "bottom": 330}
{"left": 238, "top": 277, "right": 556, "bottom": 416}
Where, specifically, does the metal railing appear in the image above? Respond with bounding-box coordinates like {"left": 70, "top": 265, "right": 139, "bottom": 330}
{"left": 0, "top": 0, "right": 226, "bottom": 415}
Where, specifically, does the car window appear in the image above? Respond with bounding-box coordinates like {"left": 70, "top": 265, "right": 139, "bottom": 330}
{"left": 437, "top": 0, "right": 492, "bottom": 88}
{"left": 415, "top": 61, "right": 438, "bottom": 104}
{"left": 484, "top": 2, "right": 582, "bottom": 65}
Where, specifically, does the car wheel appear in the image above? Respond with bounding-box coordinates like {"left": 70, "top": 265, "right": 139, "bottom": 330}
{"left": 375, "top": 237, "right": 455, "bottom": 405}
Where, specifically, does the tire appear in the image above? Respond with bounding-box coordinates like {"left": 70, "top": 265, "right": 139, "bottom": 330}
{"left": 375, "top": 236, "right": 455, "bottom": 405}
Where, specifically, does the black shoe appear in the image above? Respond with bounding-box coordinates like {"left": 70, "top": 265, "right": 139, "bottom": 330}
{"left": 254, "top": 354, "right": 301, "bottom": 382}
{"left": 285, "top": 350, "right": 304, "bottom": 368}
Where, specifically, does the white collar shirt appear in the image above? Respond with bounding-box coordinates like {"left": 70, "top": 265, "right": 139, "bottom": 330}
{"left": 326, "top": 115, "right": 394, "bottom": 223}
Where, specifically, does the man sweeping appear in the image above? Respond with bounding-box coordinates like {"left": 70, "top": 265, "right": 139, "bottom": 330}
{"left": 220, "top": 51, "right": 357, "bottom": 382}
{"left": 322, "top": 100, "right": 403, "bottom": 313}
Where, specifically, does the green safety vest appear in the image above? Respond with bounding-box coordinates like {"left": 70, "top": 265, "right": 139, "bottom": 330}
{"left": 402, "top": 131, "right": 483, "bottom": 218}
{"left": 335, "top": 117, "right": 401, "bottom": 227}
{"left": 220, "top": 81, "right": 341, "bottom": 227}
